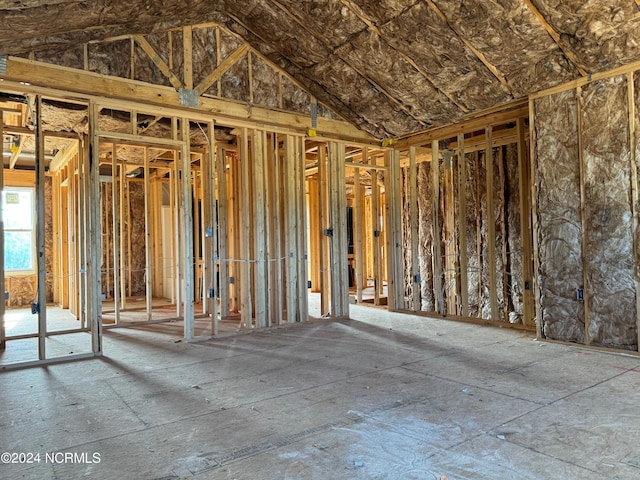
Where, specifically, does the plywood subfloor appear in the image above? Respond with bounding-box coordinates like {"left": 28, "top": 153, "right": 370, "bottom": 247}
{"left": 1, "top": 298, "right": 640, "bottom": 479}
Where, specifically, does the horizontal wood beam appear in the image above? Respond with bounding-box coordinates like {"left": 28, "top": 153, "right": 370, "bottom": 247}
{"left": 345, "top": 160, "right": 388, "bottom": 171}
{"left": 398, "top": 128, "right": 524, "bottom": 167}
{"left": 3, "top": 168, "right": 35, "bottom": 186}
{"left": 530, "top": 56, "right": 640, "bottom": 100}
{"left": 0, "top": 106, "right": 22, "bottom": 115}
{"left": 96, "top": 130, "right": 184, "bottom": 148}
{"left": 395, "top": 101, "right": 528, "bottom": 149}
{"left": 0, "top": 56, "right": 376, "bottom": 145}
{"left": 2, "top": 124, "right": 80, "bottom": 139}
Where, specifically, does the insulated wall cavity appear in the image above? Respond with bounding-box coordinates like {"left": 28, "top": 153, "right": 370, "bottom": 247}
{"left": 401, "top": 140, "right": 526, "bottom": 324}
{"left": 465, "top": 152, "right": 481, "bottom": 318}
{"left": 533, "top": 76, "right": 640, "bottom": 351}
{"left": 580, "top": 77, "right": 636, "bottom": 349}
{"left": 417, "top": 161, "right": 435, "bottom": 311}
{"left": 505, "top": 143, "right": 524, "bottom": 322}
{"left": 534, "top": 90, "right": 585, "bottom": 343}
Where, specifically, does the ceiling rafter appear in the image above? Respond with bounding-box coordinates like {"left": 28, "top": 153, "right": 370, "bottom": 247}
{"left": 338, "top": 0, "right": 382, "bottom": 36}
{"left": 339, "top": 58, "right": 427, "bottom": 128}
{"left": 270, "top": 0, "right": 428, "bottom": 127}
{"left": 133, "top": 35, "right": 183, "bottom": 90}
{"left": 339, "top": 0, "right": 470, "bottom": 114}
{"left": 522, "top": 0, "right": 588, "bottom": 77}
{"left": 423, "top": 0, "right": 514, "bottom": 96}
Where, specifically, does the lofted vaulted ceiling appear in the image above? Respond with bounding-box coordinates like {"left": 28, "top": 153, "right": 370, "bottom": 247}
{"left": 1, "top": 0, "right": 640, "bottom": 140}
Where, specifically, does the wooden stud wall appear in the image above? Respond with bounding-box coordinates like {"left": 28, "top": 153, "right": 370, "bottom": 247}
{"left": 457, "top": 134, "right": 469, "bottom": 317}
{"left": 328, "top": 142, "right": 349, "bottom": 318}
{"left": 239, "top": 128, "right": 253, "bottom": 329}
{"left": 217, "top": 146, "right": 230, "bottom": 320}
{"left": 35, "top": 97, "right": 47, "bottom": 359}
{"left": 395, "top": 114, "right": 534, "bottom": 330}
{"left": 385, "top": 150, "right": 404, "bottom": 310}
{"left": 0, "top": 99, "right": 314, "bottom": 368}
{"left": 409, "top": 147, "right": 420, "bottom": 311}
{"left": 88, "top": 102, "right": 102, "bottom": 354}
{"left": 318, "top": 145, "right": 330, "bottom": 315}
{"left": 1, "top": 90, "right": 541, "bottom": 371}
{"left": 431, "top": 140, "right": 444, "bottom": 315}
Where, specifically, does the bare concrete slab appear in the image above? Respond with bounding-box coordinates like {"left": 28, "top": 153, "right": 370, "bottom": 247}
{"left": 1, "top": 304, "right": 640, "bottom": 479}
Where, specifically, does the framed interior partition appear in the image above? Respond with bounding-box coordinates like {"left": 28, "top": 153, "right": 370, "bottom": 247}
{"left": 89, "top": 100, "right": 214, "bottom": 342}
{"left": 0, "top": 96, "right": 101, "bottom": 368}
{"left": 306, "top": 141, "right": 398, "bottom": 318}
{"left": 0, "top": 42, "right": 380, "bottom": 367}
{"left": 395, "top": 107, "right": 536, "bottom": 329}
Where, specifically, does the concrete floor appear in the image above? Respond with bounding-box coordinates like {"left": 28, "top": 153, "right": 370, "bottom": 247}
{"left": 1, "top": 302, "right": 640, "bottom": 479}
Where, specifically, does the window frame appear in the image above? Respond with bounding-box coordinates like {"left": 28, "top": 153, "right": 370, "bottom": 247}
{"left": 3, "top": 186, "right": 36, "bottom": 275}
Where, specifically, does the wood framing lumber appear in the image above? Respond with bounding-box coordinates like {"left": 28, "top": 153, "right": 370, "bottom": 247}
{"left": 576, "top": 86, "right": 590, "bottom": 345}
{"left": 371, "top": 167, "right": 381, "bottom": 306}
{"left": 217, "top": 146, "right": 230, "bottom": 320}
{"left": 296, "top": 135, "right": 309, "bottom": 322}
{"left": 517, "top": 117, "right": 534, "bottom": 328}
{"left": 285, "top": 134, "right": 299, "bottom": 323}
{"left": 395, "top": 101, "right": 528, "bottom": 149}
{"left": 183, "top": 26, "right": 193, "bottom": 90}
{"left": 385, "top": 150, "right": 404, "bottom": 310}
{"left": 432, "top": 140, "right": 444, "bottom": 315}
{"left": 195, "top": 44, "right": 249, "bottom": 96}
{"left": 485, "top": 127, "right": 499, "bottom": 322}
{"left": 133, "top": 35, "right": 182, "bottom": 89}
{"left": 521, "top": 0, "right": 587, "bottom": 77}
{"left": 423, "top": 0, "right": 512, "bottom": 95}
{"left": 528, "top": 99, "right": 542, "bottom": 338}
{"left": 443, "top": 148, "right": 457, "bottom": 315}
{"left": 628, "top": 74, "right": 640, "bottom": 351}
{"left": 239, "top": 127, "right": 253, "bottom": 328}
{"left": 49, "top": 140, "right": 79, "bottom": 174}
{"left": 354, "top": 161, "right": 364, "bottom": 304}
{"left": 206, "top": 121, "right": 218, "bottom": 334}
{"left": 35, "top": 96, "right": 47, "bottom": 359}
{"left": 266, "top": 134, "right": 282, "bottom": 325}
{"left": 181, "top": 118, "right": 195, "bottom": 340}
{"left": 253, "top": 129, "right": 268, "bottom": 328}
{"left": 457, "top": 134, "right": 469, "bottom": 317}
{"left": 119, "top": 154, "right": 126, "bottom": 312}
{"left": 112, "top": 143, "right": 121, "bottom": 323}
{"left": 0, "top": 57, "right": 375, "bottom": 144}
{"left": 144, "top": 148, "right": 153, "bottom": 321}
{"left": 409, "top": 146, "right": 420, "bottom": 311}
{"left": 88, "top": 102, "right": 103, "bottom": 354}
{"left": 318, "top": 144, "right": 330, "bottom": 315}
{"left": 328, "top": 141, "right": 349, "bottom": 317}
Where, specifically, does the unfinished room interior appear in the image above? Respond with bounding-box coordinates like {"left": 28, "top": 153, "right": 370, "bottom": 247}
{"left": 2, "top": 1, "right": 640, "bottom": 478}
